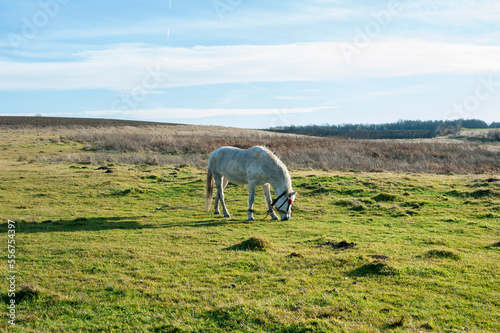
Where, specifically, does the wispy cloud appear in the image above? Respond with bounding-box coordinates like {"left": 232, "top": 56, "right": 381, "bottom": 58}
{"left": 1, "top": 40, "right": 500, "bottom": 92}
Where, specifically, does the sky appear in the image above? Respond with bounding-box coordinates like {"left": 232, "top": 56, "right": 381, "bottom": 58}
{"left": 0, "top": 0, "right": 499, "bottom": 128}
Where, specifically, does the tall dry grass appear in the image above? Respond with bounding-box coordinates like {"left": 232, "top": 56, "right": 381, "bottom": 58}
{"left": 58, "top": 126, "right": 500, "bottom": 174}
{"left": 454, "top": 129, "right": 500, "bottom": 142}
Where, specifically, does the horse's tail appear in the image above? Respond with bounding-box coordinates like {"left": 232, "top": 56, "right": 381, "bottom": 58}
{"left": 205, "top": 168, "right": 214, "bottom": 212}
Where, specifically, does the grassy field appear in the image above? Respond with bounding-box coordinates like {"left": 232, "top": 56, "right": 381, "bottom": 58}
{"left": 1, "top": 125, "right": 500, "bottom": 332}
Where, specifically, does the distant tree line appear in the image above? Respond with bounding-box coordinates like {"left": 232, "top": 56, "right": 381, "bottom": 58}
{"left": 268, "top": 119, "right": 499, "bottom": 139}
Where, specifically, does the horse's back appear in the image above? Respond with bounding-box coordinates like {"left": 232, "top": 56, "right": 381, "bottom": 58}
{"left": 210, "top": 146, "right": 243, "bottom": 157}
{"left": 208, "top": 146, "right": 275, "bottom": 185}
{"left": 209, "top": 146, "right": 244, "bottom": 167}
{"left": 208, "top": 146, "right": 245, "bottom": 183}
{"left": 209, "top": 146, "right": 271, "bottom": 166}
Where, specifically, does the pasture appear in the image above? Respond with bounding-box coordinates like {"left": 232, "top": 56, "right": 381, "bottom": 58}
{"left": 1, "top": 124, "right": 500, "bottom": 332}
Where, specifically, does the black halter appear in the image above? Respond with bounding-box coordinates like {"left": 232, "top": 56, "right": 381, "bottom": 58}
{"left": 270, "top": 191, "right": 292, "bottom": 214}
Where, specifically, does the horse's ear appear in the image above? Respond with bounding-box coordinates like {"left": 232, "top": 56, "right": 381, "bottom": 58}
{"left": 289, "top": 191, "right": 297, "bottom": 197}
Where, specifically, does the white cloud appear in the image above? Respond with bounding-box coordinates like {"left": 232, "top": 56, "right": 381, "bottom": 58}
{"left": 401, "top": 0, "right": 500, "bottom": 22}
{"left": 1, "top": 40, "right": 500, "bottom": 91}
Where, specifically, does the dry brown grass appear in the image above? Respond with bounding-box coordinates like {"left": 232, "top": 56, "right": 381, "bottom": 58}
{"left": 57, "top": 125, "right": 500, "bottom": 174}
{"left": 453, "top": 129, "right": 500, "bottom": 142}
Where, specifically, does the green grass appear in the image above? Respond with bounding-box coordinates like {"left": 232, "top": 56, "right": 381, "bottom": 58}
{"left": 1, "top": 131, "right": 500, "bottom": 332}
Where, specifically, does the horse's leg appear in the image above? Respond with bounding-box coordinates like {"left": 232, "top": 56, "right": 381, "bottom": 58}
{"left": 247, "top": 182, "right": 257, "bottom": 221}
{"left": 222, "top": 177, "right": 229, "bottom": 189}
{"left": 262, "top": 183, "right": 279, "bottom": 220}
{"left": 214, "top": 189, "right": 220, "bottom": 215}
{"left": 213, "top": 176, "right": 222, "bottom": 215}
{"left": 214, "top": 177, "right": 229, "bottom": 215}
{"left": 214, "top": 175, "right": 230, "bottom": 218}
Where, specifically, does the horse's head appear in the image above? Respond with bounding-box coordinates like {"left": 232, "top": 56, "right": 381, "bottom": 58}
{"left": 274, "top": 191, "right": 297, "bottom": 221}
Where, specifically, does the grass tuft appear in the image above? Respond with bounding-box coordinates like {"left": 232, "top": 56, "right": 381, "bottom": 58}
{"left": 424, "top": 249, "right": 461, "bottom": 260}
{"left": 225, "top": 236, "right": 271, "bottom": 251}
{"left": 11, "top": 283, "right": 41, "bottom": 303}
{"left": 108, "top": 187, "right": 146, "bottom": 196}
{"left": 372, "top": 193, "right": 398, "bottom": 202}
{"left": 385, "top": 315, "right": 406, "bottom": 329}
{"left": 446, "top": 188, "right": 499, "bottom": 199}
{"left": 334, "top": 198, "right": 367, "bottom": 211}
{"left": 152, "top": 324, "right": 185, "bottom": 333}
{"left": 349, "top": 262, "right": 399, "bottom": 277}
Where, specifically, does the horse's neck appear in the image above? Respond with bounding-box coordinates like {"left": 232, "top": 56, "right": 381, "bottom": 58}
{"left": 270, "top": 169, "right": 291, "bottom": 194}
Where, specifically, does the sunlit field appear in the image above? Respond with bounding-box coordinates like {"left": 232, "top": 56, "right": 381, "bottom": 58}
{"left": 1, "top": 123, "right": 499, "bottom": 332}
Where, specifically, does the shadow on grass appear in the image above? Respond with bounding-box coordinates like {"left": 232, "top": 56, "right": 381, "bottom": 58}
{"left": 170, "top": 218, "right": 253, "bottom": 229}
{"left": 1, "top": 216, "right": 253, "bottom": 233}
{"left": 2, "top": 283, "right": 40, "bottom": 304}
{"left": 488, "top": 241, "right": 500, "bottom": 248}
{"left": 424, "top": 249, "right": 461, "bottom": 260}
{"left": 1, "top": 217, "right": 153, "bottom": 233}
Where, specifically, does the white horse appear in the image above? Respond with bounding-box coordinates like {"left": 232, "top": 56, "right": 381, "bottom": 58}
{"left": 205, "top": 146, "right": 297, "bottom": 221}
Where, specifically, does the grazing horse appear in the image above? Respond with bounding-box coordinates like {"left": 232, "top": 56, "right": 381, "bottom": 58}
{"left": 205, "top": 146, "right": 297, "bottom": 221}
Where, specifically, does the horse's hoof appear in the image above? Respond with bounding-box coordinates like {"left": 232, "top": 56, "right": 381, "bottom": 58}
{"left": 248, "top": 217, "right": 255, "bottom": 221}
{"left": 224, "top": 214, "right": 231, "bottom": 218}
{"left": 214, "top": 211, "right": 221, "bottom": 215}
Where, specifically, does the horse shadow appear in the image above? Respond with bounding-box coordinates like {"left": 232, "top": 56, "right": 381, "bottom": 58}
{"left": 1, "top": 217, "right": 152, "bottom": 234}
{"left": 1, "top": 216, "right": 254, "bottom": 233}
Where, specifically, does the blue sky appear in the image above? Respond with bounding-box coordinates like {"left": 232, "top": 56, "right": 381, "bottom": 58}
{"left": 1, "top": 0, "right": 499, "bottom": 128}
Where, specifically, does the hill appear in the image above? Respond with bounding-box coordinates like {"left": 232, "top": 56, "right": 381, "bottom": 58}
{"left": 0, "top": 116, "right": 174, "bottom": 128}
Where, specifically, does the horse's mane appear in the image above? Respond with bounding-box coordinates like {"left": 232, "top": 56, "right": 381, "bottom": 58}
{"left": 256, "top": 146, "right": 292, "bottom": 190}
